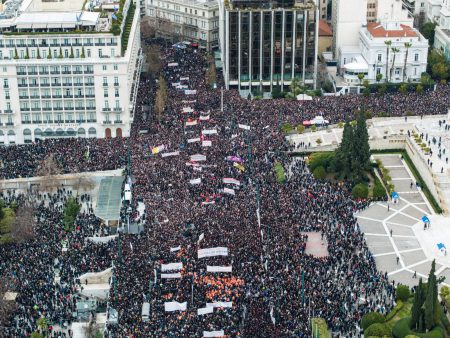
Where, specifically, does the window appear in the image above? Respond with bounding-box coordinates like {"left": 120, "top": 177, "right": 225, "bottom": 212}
{"left": 414, "top": 53, "right": 419, "bottom": 62}
{"left": 98, "top": 49, "right": 103, "bottom": 57}
{"left": 114, "top": 76, "right": 119, "bottom": 85}
{"left": 115, "top": 88, "right": 119, "bottom": 97}
{"left": 115, "top": 100, "right": 120, "bottom": 109}
{"left": 114, "top": 64, "right": 118, "bottom": 71}
{"left": 102, "top": 65, "right": 107, "bottom": 71}
{"left": 87, "top": 49, "right": 91, "bottom": 57}
{"left": 104, "top": 100, "right": 109, "bottom": 108}
{"left": 201, "top": 32, "right": 207, "bottom": 40}
{"left": 5, "top": 90, "right": 9, "bottom": 99}
{"left": 104, "top": 88, "right": 108, "bottom": 97}
{"left": 111, "top": 49, "right": 115, "bottom": 57}
{"left": 103, "top": 77, "right": 108, "bottom": 86}
{"left": 377, "top": 54, "right": 382, "bottom": 62}
{"left": 64, "top": 50, "right": 69, "bottom": 58}
{"left": 31, "top": 50, "right": 36, "bottom": 58}
{"left": 3, "top": 79, "right": 8, "bottom": 87}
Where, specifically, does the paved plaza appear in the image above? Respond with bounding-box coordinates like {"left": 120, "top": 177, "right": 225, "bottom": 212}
{"left": 356, "top": 154, "right": 450, "bottom": 287}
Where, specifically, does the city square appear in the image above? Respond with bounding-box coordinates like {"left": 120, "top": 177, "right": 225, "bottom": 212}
{"left": 0, "top": 0, "right": 450, "bottom": 337}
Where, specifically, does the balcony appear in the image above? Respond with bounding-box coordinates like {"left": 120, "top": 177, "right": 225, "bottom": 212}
{"left": 102, "top": 108, "right": 111, "bottom": 112}
{"left": 30, "top": 96, "right": 40, "bottom": 99}
{"left": 22, "top": 120, "right": 31, "bottom": 124}
{"left": 84, "top": 70, "right": 94, "bottom": 74}
{"left": 102, "top": 82, "right": 108, "bottom": 87}
{"left": 40, "top": 83, "right": 50, "bottom": 87}
{"left": 5, "top": 122, "right": 14, "bottom": 126}
{"left": 3, "top": 84, "right": 9, "bottom": 88}
{"left": 103, "top": 120, "right": 112, "bottom": 124}
{"left": 73, "top": 71, "right": 83, "bottom": 74}
{"left": 17, "top": 71, "right": 27, "bottom": 75}
{"left": 41, "top": 95, "right": 51, "bottom": 99}
{"left": 29, "top": 83, "right": 39, "bottom": 87}
{"left": 114, "top": 120, "right": 123, "bottom": 124}
{"left": 113, "top": 107, "right": 122, "bottom": 112}
{"left": 18, "top": 83, "right": 28, "bottom": 87}
{"left": 31, "top": 107, "right": 41, "bottom": 111}
{"left": 63, "top": 83, "right": 73, "bottom": 87}
{"left": 52, "top": 83, "right": 61, "bottom": 87}
{"left": 76, "top": 119, "right": 86, "bottom": 123}
{"left": 43, "top": 107, "right": 52, "bottom": 111}
{"left": 114, "top": 82, "right": 119, "bottom": 87}
{"left": 85, "top": 94, "right": 95, "bottom": 98}
{"left": 63, "top": 95, "right": 73, "bottom": 98}
{"left": 33, "top": 120, "right": 42, "bottom": 124}
{"left": 85, "top": 82, "right": 94, "bottom": 86}
{"left": 74, "top": 95, "right": 84, "bottom": 98}
{"left": 20, "top": 108, "right": 30, "bottom": 112}
{"left": 50, "top": 71, "right": 60, "bottom": 75}
{"left": 4, "top": 109, "right": 12, "bottom": 114}
{"left": 62, "top": 71, "right": 71, "bottom": 74}
{"left": 19, "top": 95, "right": 29, "bottom": 99}
{"left": 75, "top": 106, "right": 85, "bottom": 110}
{"left": 66, "top": 120, "right": 75, "bottom": 123}
{"left": 95, "top": 43, "right": 106, "bottom": 46}
{"left": 28, "top": 71, "right": 38, "bottom": 75}
{"left": 52, "top": 95, "right": 62, "bottom": 98}
{"left": 5, "top": 96, "right": 10, "bottom": 100}
{"left": 84, "top": 43, "right": 93, "bottom": 46}
{"left": 87, "top": 119, "right": 97, "bottom": 122}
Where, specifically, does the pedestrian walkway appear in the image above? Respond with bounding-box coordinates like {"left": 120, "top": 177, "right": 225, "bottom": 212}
{"left": 356, "top": 154, "right": 450, "bottom": 287}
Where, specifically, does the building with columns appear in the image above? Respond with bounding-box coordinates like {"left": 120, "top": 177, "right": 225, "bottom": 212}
{"left": 0, "top": 0, "right": 142, "bottom": 145}
{"left": 218, "top": 0, "right": 319, "bottom": 93}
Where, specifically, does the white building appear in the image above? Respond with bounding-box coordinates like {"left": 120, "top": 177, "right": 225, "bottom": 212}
{"left": 0, "top": 0, "right": 142, "bottom": 145}
{"left": 377, "top": 0, "right": 414, "bottom": 25}
{"left": 433, "top": 0, "right": 450, "bottom": 60}
{"left": 145, "top": 0, "right": 219, "bottom": 50}
{"left": 426, "top": 0, "right": 445, "bottom": 22}
{"left": 342, "top": 21, "right": 428, "bottom": 85}
{"left": 332, "top": 0, "right": 368, "bottom": 65}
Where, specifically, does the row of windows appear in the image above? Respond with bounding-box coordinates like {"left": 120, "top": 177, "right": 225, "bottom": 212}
{"left": 18, "top": 112, "right": 121, "bottom": 123}
{"left": 0, "top": 37, "right": 117, "bottom": 48}
{"left": 151, "top": 0, "right": 216, "bottom": 17}
{"left": 0, "top": 47, "right": 117, "bottom": 60}
{"left": 150, "top": 9, "right": 219, "bottom": 29}
{"left": 16, "top": 87, "right": 120, "bottom": 98}
{"left": 16, "top": 65, "right": 97, "bottom": 74}
{"left": 13, "top": 76, "right": 119, "bottom": 86}
{"left": 376, "top": 52, "right": 421, "bottom": 62}
{"left": 18, "top": 99, "right": 122, "bottom": 110}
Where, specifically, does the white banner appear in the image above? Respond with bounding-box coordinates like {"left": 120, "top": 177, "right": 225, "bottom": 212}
{"left": 185, "top": 90, "right": 197, "bottom": 95}
{"left": 193, "top": 166, "right": 203, "bottom": 172}
{"left": 206, "top": 302, "right": 233, "bottom": 308}
{"left": 161, "top": 151, "right": 180, "bottom": 158}
{"left": 182, "top": 100, "right": 196, "bottom": 103}
{"left": 207, "top": 266, "right": 232, "bottom": 273}
{"left": 238, "top": 124, "right": 251, "bottom": 130}
{"left": 197, "top": 307, "right": 214, "bottom": 316}
{"left": 180, "top": 77, "right": 190, "bottom": 81}
{"left": 198, "top": 233, "right": 204, "bottom": 244}
{"left": 199, "top": 115, "right": 210, "bottom": 121}
{"left": 190, "top": 178, "right": 202, "bottom": 185}
{"left": 188, "top": 137, "right": 201, "bottom": 143}
{"left": 202, "top": 140, "right": 212, "bottom": 147}
{"left": 202, "top": 129, "right": 217, "bottom": 135}
{"left": 170, "top": 246, "right": 181, "bottom": 252}
{"left": 183, "top": 107, "right": 194, "bottom": 113}
{"left": 202, "top": 200, "right": 215, "bottom": 205}
{"left": 161, "top": 262, "right": 183, "bottom": 271}
{"left": 223, "top": 178, "right": 240, "bottom": 186}
{"left": 168, "top": 62, "right": 179, "bottom": 67}
{"left": 198, "top": 247, "right": 228, "bottom": 259}
{"left": 190, "top": 154, "right": 207, "bottom": 162}
{"left": 223, "top": 187, "right": 235, "bottom": 196}
{"left": 203, "top": 330, "right": 225, "bottom": 337}
{"left": 161, "top": 273, "right": 182, "bottom": 279}
{"left": 164, "top": 301, "right": 187, "bottom": 312}
{"left": 171, "top": 82, "right": 180, "bottom": 87}
{"left": 177, "top": 85, "right": 188, "bottom": 89}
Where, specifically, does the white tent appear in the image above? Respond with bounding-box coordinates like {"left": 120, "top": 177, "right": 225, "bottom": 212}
{"left": 296, "top": 93, "right": 313, "bottom": 101}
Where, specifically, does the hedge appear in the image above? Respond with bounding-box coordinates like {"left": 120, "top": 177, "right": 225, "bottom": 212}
{"left": 274, "top": 162, "right": 286, "bottom": 184}
{"left": 365, "top": 323, "right": 392, "bottom": 337}
{"left": 352, "top": 183, "right": 369, "bottom": 199}
{"left": 385, "top": 300, "right": 404, "bottom": 322}
{"left": 308, "top": 152, "right": 335, "bottom": 172}
{"left": 392, "top": 317, "right": 445, "bottom": 338}
{"left": 362, "top": 312, "right": 386, "bottom": 331}
{"left": 373, "top": 177, "right": 387, "bottom": 199}
{"left": 396, "top": 285, "right": 410, "bottom": 302}
{"left": 311, "top": 318, "right": 330, "bottom": 338}
{"left": 313, "top": 166, "right": 327, "bottom": 180}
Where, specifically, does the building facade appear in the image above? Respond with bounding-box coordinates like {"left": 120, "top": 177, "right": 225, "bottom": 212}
{"left": 0, "top": 0, "right": 142, "bottom": 145}
{"left": 341, "top": 21, "right": 428, "bottom": 85}
{"left": 433, "top": 0, "right": 450, "bottom": 60}
{"left": 219, "top": 0, "right": 319, "bottom": 93}
{"left": 145, "top": 0, "right": 219, "bottom": 50}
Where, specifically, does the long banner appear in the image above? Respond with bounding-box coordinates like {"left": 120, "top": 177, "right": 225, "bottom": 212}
{"left": 185, "top": 90, "right": 197, "bottom": 95}
{"left": 164, "top": 301, "right": 187, "bottom": 312}
{"left": 223, "top": 178, "right": 240, "bottom": 186}
{"left": 202, "top": 129, "right": 217, "bottom": 135}
{"left": 197, "top": 307, "right": 214, "bottom": 316}
{"left": 238, "top": 124, "right": 251, "bottom": 130}
{"left": 206, "top": 302, "right": 233, "bottom": 308}
{"left": 191, "top": 154, "right": 207, "bottom": 162}
{"left": 189, "top": 178, "right": 201, "bottom": 185}
{"left": 188, "top": 138, "right": 201, "bottom": 143}
{"left": 203, "top": 331, "right": 225, "bottom": 337}
{"left": 223, "top": 188, "right": 235, "bottom": 196}
{"left": 207, "top": 266, "right": 233, "bottom": 273}
{"left": 198, "top": 247, "right": 228, "bottom": 259}
{"left": 161, "top": 151, "right": 180, "bottom": 158}
{"left": 161, "top": 262, "right": 183, "bottom": 271}
{"left": 161, "top": 273, "right": 182, "bottom": 279}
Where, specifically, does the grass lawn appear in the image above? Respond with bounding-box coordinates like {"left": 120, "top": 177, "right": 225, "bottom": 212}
{"left": 312, "top": 317, "right": 330, "bottom": 337}
{"left": 0, "top": 208, "right": 15, "bottom": 243}
{"left": 274, "top": 161, "right": 286, "bottom": 183}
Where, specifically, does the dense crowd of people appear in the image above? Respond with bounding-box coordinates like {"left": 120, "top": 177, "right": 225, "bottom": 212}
{"left": 0, "top": 41, "right": 448, "bottom": 337}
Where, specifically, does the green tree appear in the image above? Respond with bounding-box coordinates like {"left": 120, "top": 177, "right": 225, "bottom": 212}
{"left": 36, "top": 48, "right": 41, "bottom": 59}
{"left": 0, "top": 200, "right": 4, "bottom": 221}
{"left": 334, "top": 120, "right": 354, "bottom": 178}
{"left": 411, "top": 278, "right": 426, "bottom": 331}
{"left": 384, "top": 40, "right": 392, "bottom": 82}
{"left": 424, "top": 260, "right": 440, "bottom": 330}
{"left": 396, "top": 284, "right": 411, "bottom": 302}
{"left": 403, "top": 42, "right": 412, "bottom": 82}
{"left": 69, "top": 47, "right": 74, "bottom": 58}
{"left": 399, "top": 83, "right": 408, "bottom": 94}
{"left": 154, "top": 75, "right": 168, "bottom": 122}
{"left": 357, "top": 73, "right": 365, "bottom": 86}
{"left": 390, "top": 47, "right": 400, "bottom": 81}
{"left": 352, "top": 110, "right": 371, "bottom": 182}
{"left": 313, "top": 166, "right": 326, "bottom": 180}
{"left": 63, "top": 197, "right": 81, "bottom": 231}
{"left": 36, "top": 317, "right": 48, "bottom": 334}
{"left": 431, "top": 62, "right": 449, "bottom": 82}
{"left": 376, "top": 73, "right": 383, "bottom": 83}
{"left": 47, "top": 47, "right": 52, "bottom": 59}
{"left": 416, "top": 84, "right": 423, "bottom": 94}
{"left": 420, "top": 22, "right": 436, "bottom": 46}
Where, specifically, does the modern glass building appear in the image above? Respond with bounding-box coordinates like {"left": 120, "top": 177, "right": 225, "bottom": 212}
{"left": 218, "top": 0, "right": 319, "bottom": 93}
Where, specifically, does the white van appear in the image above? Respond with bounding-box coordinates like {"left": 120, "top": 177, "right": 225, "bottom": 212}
{"left": 124, "top": 183, "right": 132, "bottom": 202}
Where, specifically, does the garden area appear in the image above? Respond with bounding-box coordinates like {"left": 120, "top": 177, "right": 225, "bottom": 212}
{"left": 0, "top": 201, "right": 16, "bottom": 244}
{"left": 361, "top": 261, "right": 450, "bottom": 338}
{"left": 307, "top": 111, "right": 387, "bottom": 200}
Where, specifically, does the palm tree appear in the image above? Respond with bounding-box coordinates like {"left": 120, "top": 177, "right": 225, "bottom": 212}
{"left": 384, "top": 40, "right": 392, "bottom": 82}
{"left": 403, "top": 42, "right": 412, "bottom": 82}
{"left": 390, "top": 47, "right": 400, "bottom": 82}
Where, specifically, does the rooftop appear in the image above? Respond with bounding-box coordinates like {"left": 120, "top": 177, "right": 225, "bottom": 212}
{"left": 367, "top": 22, "right": 418, "bottom": 38}
{"left": 319, "top": 20, "right": 332, "bottom": 37}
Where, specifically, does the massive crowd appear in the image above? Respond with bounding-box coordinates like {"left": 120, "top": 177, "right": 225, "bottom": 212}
{"left": 0, "top": 42, "right": 448, "bottom": 337}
